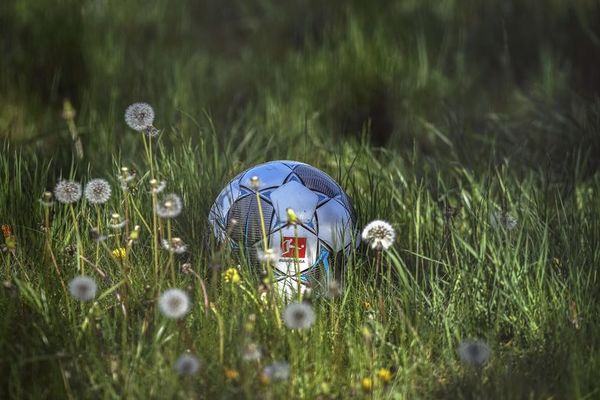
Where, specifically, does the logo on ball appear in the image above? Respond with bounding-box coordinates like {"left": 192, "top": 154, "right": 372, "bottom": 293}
{"left": 281, "top": 237, "right": 307, "bottom": 258}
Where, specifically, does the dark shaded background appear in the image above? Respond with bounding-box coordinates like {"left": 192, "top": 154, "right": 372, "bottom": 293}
{"left": 1, "top": 0, "right": 600, "bottom": 173}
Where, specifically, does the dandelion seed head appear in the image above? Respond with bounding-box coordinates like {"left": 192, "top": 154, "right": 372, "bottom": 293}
{"left": 156, "top": 193, "right": 183, "bottom": 218}
{"left": 242, "top": 342, "right": 262, "bottom": 362}
{"left": 257, "top": 247, "right": 281, "bottom": 265}
{"left": 174, "top": 353, "right": 200, "bottom": 376}
{"left": 54, "top": 180, "right": 82, "bottom": 204}
{"left": 124, "top": 102, "right": 155, "bottom": 131}
{"left": 361, "top": 220, "right": 395, "bottom": 250}
{"left": 84, "top": 178, "right": 112, "bottom": 204}
{"left": 89, "top": 227, "right": 107, "bottom": 242}
{"left": 68, "top": 275, "right": 97, "bottom": 301}
{"left": 490, "top": 210, "right": 518, "bottom": 231}
{"left": 109, "top": 213, "right": 126, "bottom": 230}
{"left": 144, "top": 126, "right": 160, "bottom": 138}
{"left": 161, "top": 237, "right": 188, "bottom": 254}
{"left": 283, "top": 302, "right": 315, "bottom": 330}
{"left": 158, "top": 288, "right": 190, "bottom": 319}
{"left": 262, "top": 361, "right": 290, "bottom": 382}
{"left": 457, "top": 339, "right": 491, "bottom": 367}
{"left": 149, "top": 179, "right": 166, "bottom": 194}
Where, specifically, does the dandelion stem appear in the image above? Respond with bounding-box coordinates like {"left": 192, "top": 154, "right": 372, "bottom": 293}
{"left": 69, "top": 204, "right": 83, "bottom": 274}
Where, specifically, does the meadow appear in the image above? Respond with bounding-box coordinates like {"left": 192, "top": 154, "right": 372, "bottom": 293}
{"left": 1, "top": 1, "right": 600, "bottom": 398}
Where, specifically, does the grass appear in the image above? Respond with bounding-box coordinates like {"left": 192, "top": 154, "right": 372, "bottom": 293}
{"left": 2, "top": 0, "right": 600, "bottom": 398}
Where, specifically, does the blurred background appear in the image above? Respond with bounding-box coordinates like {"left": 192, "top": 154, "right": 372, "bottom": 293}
{"left": 1, "top": 0, "right": 600, "bottom": 174}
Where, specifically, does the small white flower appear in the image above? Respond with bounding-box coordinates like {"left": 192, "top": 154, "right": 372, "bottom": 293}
{"left": 257, "top": 247, "right": 281, "bottom": 265}
{"left": 124, "top": 102, "right": 155, "bottom": 131}
{"left": 54, "top": 180, "right": 82, "bottom": 204}
{"left": 158, "top": 288, "right": 190, "bottom": 319}
{"left": 242, "top": 343, "right": 262, "bottom": 362}
{"left": 283, "top": 302, "right": 315, "bottom": 330}
{"left": 262, "top": 361, "right": 290, "bottom": 382}
{"left": 68, "top": 276, "right": 97, "bottom": 301}
{"left": 361, "top": 220, "right": 395, "bottom": 250}
{"left": 156, "top": 193, "right": 183, "bottom": 218}
{"left": 457, "top": 339, "right": 491, "bottom": 367}
{"left": 161, "top": 238, "right": 188, "bottom": 254}
{"left": 84, "top": 178, "right": 112, "bottom": 204}
{"left": 174, "top": 353, "right": 200, "bottom": 376}
{"left": 490, "top": 210, "right": 518, "bottom": 231}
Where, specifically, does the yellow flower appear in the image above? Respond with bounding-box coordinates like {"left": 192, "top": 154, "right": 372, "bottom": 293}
{"left": 223, "top": 267, "right": 241, "bottom": 284}
{"left": 376, "top": 368, "right": 392, "bottom": 384}
{"left": 259, "top": 372, "right": 270, "bottom": 385}
{"left": 224, "top": 368, "right": 239, "bottom": 381}
{"left": 361, "top": 377, "right": 373, "bottom": 393}
{"left": 112, "top": 247, "right": 127, "bottom": 260}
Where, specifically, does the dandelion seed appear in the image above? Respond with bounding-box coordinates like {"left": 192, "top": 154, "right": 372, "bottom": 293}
{"left": 262, "top": 361, "right": 290, "bottom": 382}
{"left": 242, "top": 343, "right": 262, "bottom": 361}
{"left": 124, "top": 102, "right": 155, "bottom": 131}
{"left": 490, "top": 210, "right": 518, "bottom": 231}
{"left": 457, "top": 339, "right": 491, "bottom": 367}
{"left": 149, "top": 179, "right": 166, "bottom": 194}
{"left": 40, "top": 191, "right": 55, "bottom": 207}
{"left": 54, "top": 180, "right": 82, "bottom": 204}
{"left": 325, "top": 279, "right": 342, "bottom": 298}
{"left": 174, "top": 353, "right": 200, "bottom": 376}
{"left": 143, "top": 126, "right": 160, "bottom": 138}
{"left": 109, "top": 213, "right": 126, "bottom": 230}
{"left": 283, "top": 302, "right": 315, "bottom": 330}
{"left": 158, "top": 288, "right": 190, "bottom": 319}
{"left": 161, "top": 237, "right": 188, "bottom": 254}
{"left": 84, "top": 178, "right": 112, "bottom": 204}
{"left": 361, "top": 220, "right": 395, "bottom": 250}
{"left": 156, "top": 193, "right": 183, "bottom": 218}
{"left": 257, "top": 247, "right": 281, "bottom": 265}
{"left": 223, "top": 267, "right": 241, "bottom": 284}
{"left": 68, "top": 275, "right": 97, "bottom": 301}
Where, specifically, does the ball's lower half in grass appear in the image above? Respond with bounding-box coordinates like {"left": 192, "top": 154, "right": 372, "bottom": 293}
{"left": 209, "top": 160, "right": 358, "bottom": 297}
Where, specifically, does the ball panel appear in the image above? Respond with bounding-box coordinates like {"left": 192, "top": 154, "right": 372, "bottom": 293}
{"left": 293, "top": 164, "right": 342, "bottom": 199}
{"left": 239, "top": 162, "right": 293, "bottom": 190}
{"left": 315, "top": 198, "right": 353, "bottom": 251}
{"left": 270, "top": 181, "right": 319, "bottom": 224}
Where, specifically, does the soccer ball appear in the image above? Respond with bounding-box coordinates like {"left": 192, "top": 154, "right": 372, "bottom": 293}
{"left": 208, "top": 160, "right": 357, "bottom": 296}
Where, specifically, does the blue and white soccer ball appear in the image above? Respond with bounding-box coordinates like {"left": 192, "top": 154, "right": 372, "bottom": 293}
{"left": 209, "top": 160, "right": 357, "bottom": 296}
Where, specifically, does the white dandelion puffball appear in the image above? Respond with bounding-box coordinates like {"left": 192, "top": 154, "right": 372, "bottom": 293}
{"left": 161, "top": 238, "right": 188, "bottom": 254}
{"left": 263, "top": 361, "right": 290, "bottom": 381}
{"left": 242, "top": 343, "right": 262, "bottom": 362}
{"left": 158, "top": 288, "right": 190, "bottom": 319}
{"left": 68, "top": 275, "right": 98, "bottom": 301}
{"left": 54, "top": 180, "right": 82, "bottom": 204}
{"left": 283, "top": 302, "right": 316, "bottom": 330}
{"left": 84, "top": 178, "right": 112, "bottom": 204}
{"left": 124, "top": 102, "right": 155, "bottom": 131}
{"left": 361, "top": 220, "right": 395, "bottom": 250}
{"left": 156, "top": 193, "right": 183, "bottom": 219}
{"left": 457, "top": 339, "right": 491, "bottom": 367}
{"left": 256, "top": 246, "right": 282, "bottom": 265}
{"left": 490, "top": 210, "right": 518, "bottom": 231}
{"left": 174, "top": 354, "right": 200, "bottom": 376}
